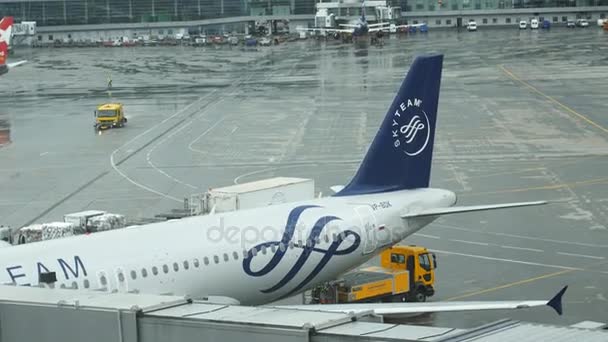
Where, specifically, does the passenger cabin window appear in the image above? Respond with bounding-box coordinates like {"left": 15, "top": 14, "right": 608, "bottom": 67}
{"left": 193, "top": 259, "right": 200, "bottom": 268}
{"left": 232, "top": 251, "right": 239, "bottom": 260}
{"left": 72, "top": 281, "right": 78, "bottom": 289}
{"left": 213, "top": 255, "right": 219, "bottom": 264}
{"left": 152, "top": 266, "right": 158, "bottom": 275}
{"left": 391, "top": 253, "right": 406, "bottom": 264}
{"left": 261, "top": 246, "right": 267, "bottom": 255}
{"left": 163, "top": 265, "right": 169, "bottom": 273}
{"left": 204, "top": 257, "right": 210, "bottom": 265}
{"left": 130, "top": 270, "right": 137, "bottom": 280}
{"left": 142, "top": 268, "right": 148, "bottom": 278}
{"left": 83, "top": 279, "right": 90, "bottom": 289}
{"left": 173, "top": 263, "right": 179, "bottom": 272}
{"left": 419, "top": 254, "right": 431, "bottom": 271}
{"left": 118, "top": 272, "right": 125, "bottom": 282}
{"left": 100, "top": 275, "right": 107, "bottom": 286}
{"left": 183, "top": 261, "right": 189, "bottom": 270}
{"left": 223, "top": 253, "right": 229, "bottom": 262}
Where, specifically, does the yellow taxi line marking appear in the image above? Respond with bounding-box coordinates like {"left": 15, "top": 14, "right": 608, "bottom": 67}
{"left": 499, "top": 64, "right": 608, "bottom": 135}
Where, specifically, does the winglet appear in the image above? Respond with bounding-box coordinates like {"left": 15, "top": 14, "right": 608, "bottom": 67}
{"left": 547, "top": 285, "right": 568, "bottom": 315}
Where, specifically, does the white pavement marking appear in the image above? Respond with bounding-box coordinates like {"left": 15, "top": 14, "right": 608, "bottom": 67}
{"left": 449, "top": 239, "right": 490, "bottom": 246}
{"left": 501, "top": 245, "right": 544, "bottom": 253}
{"left": 187, "top": 118, "right": 226, "bottom": 155}
{"left": 146, "top": 120, "right": 199, "bottom": 190}
{"left": 231, "top": 126, "right": 238, "bottom": 134}
{"left": 431, "top": 249, "right": 582, "bottom": 270}
{"left": 557, "top": 252, "right": 605, "bottom": 260}
{"left": 434, "top": 223, "right": 608, "bottom": 248}
{"left": 110, "top": 92, "right": 218, "bottom": 203}
{"left": 413, "top": 233, "right": 441, "bottom": 239}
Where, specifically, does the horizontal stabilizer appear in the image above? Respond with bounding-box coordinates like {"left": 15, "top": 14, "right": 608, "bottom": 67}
{"left": 329, "top": 185, "right": 344, "bottom": 193}
{"left": 401, "top": 201, "right": 546, "bottom": 218}
{"left": 271, "top": 286, "right": 567, "bottom": 316}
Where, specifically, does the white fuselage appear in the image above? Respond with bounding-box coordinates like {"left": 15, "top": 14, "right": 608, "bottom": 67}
{"left": 0, "top": 188, "right": 455, "bottom": 305}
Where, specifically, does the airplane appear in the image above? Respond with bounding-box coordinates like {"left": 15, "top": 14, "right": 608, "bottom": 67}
{"left": 300, "top": 2, "right": 386, "bottom": 38}
{"left": 299, "top": 2, "right": 425, "bottom": 39}
{"left": 0, "top": 54, "right": 563, "bottom": 317}
{"left": 0, "top": 16, "right": 27, "bottom": 76}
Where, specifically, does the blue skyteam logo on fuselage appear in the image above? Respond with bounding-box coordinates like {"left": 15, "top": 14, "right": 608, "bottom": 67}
{"left": 242, "top": 205, "right": 360, "bottom": 295}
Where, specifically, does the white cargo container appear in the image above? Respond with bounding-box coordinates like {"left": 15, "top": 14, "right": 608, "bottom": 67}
{"left": 198, "top": 177, "right": 314, "bottom": 214}
{"left": 18, "top": 222, "right": 84, "bottom": 244}
{"left": 87, "top": 213, "right": 126, "bottom": 232}
{"left": 64, "top": 210, "right": 106, "bottom": 231}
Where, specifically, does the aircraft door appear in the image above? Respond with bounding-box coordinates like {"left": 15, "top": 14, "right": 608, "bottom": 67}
{"left": 355, "top": 205, "right": 377, "bottom": 255}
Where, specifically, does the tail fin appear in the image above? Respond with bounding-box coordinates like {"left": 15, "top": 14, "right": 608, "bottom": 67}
{"left": 362, "top": 2, "right": 367, "bottom": 21}
{"left": 0, "top": 17, "right": 14, "bottom": 47}
{"left": 0, "top": 42, "right": 7, "bottom": 66}
{"left": 335, "top": 54, "right": 443, "bottom": 196}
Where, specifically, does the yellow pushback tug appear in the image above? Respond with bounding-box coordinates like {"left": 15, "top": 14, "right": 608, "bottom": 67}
{"left": 311, "top": 245, "right": 436, "bottom": 303}
{"left": 94, "top": 103, "right": 127, "bottom": 131}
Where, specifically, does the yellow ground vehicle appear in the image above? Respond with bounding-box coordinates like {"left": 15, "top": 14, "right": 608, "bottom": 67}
{"left": 311, "top": 245, "right": 436, "bottom": 303}
{"left": 94, "top": 103, "right": 127, "bottom": 131}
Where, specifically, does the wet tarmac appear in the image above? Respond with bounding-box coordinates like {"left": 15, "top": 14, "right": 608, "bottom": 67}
{"left": 1, "top": 27, "right": 608, "bottom": 328}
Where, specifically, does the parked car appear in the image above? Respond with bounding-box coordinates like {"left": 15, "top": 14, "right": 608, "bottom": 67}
{"left": 566, "top": 20, "right": 576, "bottom": 28}
{"left": 530, "top": 18, "right": 539, "bottom": 29}
{"left": 576, "top": 19, "right": 589, "bottom": 27}
{"left": 467, "top": 20, "right": 477, "bottom": 31}
{"left": 519, "top": 20, "right": 527, "bottom": 29}
{"left": 259, "top": 37, "right": 272, "bottom": 46}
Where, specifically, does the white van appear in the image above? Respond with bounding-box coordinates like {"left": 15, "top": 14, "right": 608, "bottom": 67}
{"left": 530, "top": 18, "right": 539, "bottom": 29}
{"left": 467, "top": 20, "right": 477, "bottom": 31}
{"left": 519, "top": 20, "right": 527, "bottom": 29}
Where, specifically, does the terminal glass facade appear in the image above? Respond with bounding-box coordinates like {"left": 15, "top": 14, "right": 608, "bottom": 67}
{"left": 0, "top": 0, "right": 606, "bottom": 25}
{"left": 399, "top": 0, "right": 608, "bottom": 11}
{"left": 0, "top": 0, "right": 315, "bottom": 26}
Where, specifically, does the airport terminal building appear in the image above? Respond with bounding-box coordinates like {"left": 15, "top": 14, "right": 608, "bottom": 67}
{"left": 0, "top": 0, "right": 607, "bottom": 42}
{"left": 0, "top": 0, "right": 607, "bottom": 25}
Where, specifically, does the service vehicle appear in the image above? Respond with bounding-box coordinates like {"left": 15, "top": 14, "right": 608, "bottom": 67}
{"left": 530, "top": 18, "right": 539, "bottom": 29}
{"left": 576, "top": 18, "right": 589, "bottom": 27}
{"left": 466, "top": 20, "right": 477, "bottom": 31}
{"left": 519, "top": 20, "right": 527, "bottom": 29}
{"left": 94, "top": 103, "right": 127, "bottom": 131}
{"left": 566, "top": 20, "right": 576, "bottom": 28}
{"left": 190, "top": 177, "right": 314, "bottom": 215}
{"left": 260, "top": 37, "right": 272, "bottom": 46}
{"left": 64, "top": 210, "right": 126, "bottom": 232}
{"left": 310, "top": 245, "right": 436, "bottom": 303}
{"left": 17, "top": 222, "right": 84, "bottom": 244}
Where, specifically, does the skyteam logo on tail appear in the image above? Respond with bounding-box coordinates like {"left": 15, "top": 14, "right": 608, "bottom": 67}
{"left": 392, "top": 98, "right": 430, "bottom": 156}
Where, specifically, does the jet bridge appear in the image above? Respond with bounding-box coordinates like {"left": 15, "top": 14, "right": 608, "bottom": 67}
{"left": 0, "top": 285, "right": 606, "bottom": 342}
